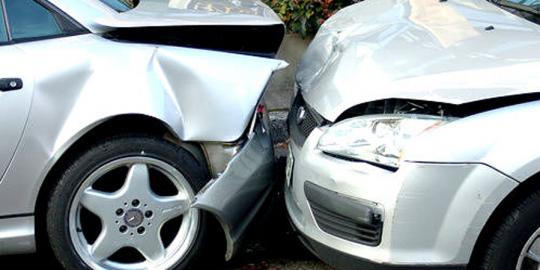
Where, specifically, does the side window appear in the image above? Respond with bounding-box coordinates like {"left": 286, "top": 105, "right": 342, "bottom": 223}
{"left": 4, "top": 0, "right": 84, "bottom": 41}
{"left": 0, "top": 6, "right": 7, "bottom": 43}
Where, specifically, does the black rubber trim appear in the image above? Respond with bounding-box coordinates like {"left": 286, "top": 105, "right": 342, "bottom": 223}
{"left": 322, "top": 152, "right": 398, "bottom": 172}
{"left": 103, "top": 24, "right": 285, "bottom": 58}
{"left": 0, "top": 213, "right": 34, "bottom": 219}
{"left": 305, "top": 182, "right": 379, "bottom": 225}
{"left": 305, "top": 181, "right": 383, "bottom": 246}
{"left": 297, "top": 232, "right": 467, "bottom": 270}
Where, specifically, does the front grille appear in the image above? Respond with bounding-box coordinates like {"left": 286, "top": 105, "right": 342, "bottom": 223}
{"left": 310, "top": 201, "right": 383, "bottom": 246}
{"left": 289, "top": 94, "right": 320, "bottom": 146}
{"left": 305, "top": 182, "right": 383, "bottom": 246}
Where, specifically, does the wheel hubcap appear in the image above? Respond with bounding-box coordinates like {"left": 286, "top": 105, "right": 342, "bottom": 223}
{"left": 517, "top": 227, "right": 540, "bottom": 270}
{"left": 69, "top": 157, "right": 199, "bottom": 270}
{"left": 124, "top": 209, "right": 144, "bottom": 228}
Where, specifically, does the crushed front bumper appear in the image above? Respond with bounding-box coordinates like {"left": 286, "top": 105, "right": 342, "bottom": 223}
{"left": 193, "top": 119, "right": 274, "bottom": 260}
{"left": 285, "top": 127, "right": 518, "bottom": 268}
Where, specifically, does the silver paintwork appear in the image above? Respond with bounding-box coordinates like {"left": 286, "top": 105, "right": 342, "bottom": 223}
{"left": 297, "top": 0, "right": 540, "bottom": 121}
{"left": 0, "top": 0, "right": 286, "bottom": 257}
{"left": 290, "top": 0, "right": 540, "bottom": 267}
{"left": 286, "top": 128, "right": 518, "bottom": 265}
{"left": 405, "top": 100, "right": 540, "bottom": 182}
{"left": 193, "top": 120, "right": 274, "bottom": 260}
{"left": 0, "top": 34, "right": 284, "bottom": 217}
{"left": 0, "top": 216, "right": 35, "bottom": 255}
{"left": 50, "top": 0, "right": 283, "bottom": 33}
{"left": 0, "top": 46, "right": 33, "bottom": 181}
{"left": 70, "top": 157, "right": 198, "bottom": 270}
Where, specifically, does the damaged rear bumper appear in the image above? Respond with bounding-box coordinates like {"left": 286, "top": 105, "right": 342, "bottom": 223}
{"left": 192, "top": 119, "right": 274, "bottom": 260}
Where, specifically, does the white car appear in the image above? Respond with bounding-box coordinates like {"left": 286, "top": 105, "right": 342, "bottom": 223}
{"left": 0, "top": 0, "right": 286, "bottom": 269}
{"left": 285, "top": 0, "right": 540, "bottom": 270}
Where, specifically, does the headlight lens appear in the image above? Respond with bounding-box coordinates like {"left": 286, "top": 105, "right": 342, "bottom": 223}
{"left": 317, "top": 114, "right": 452, "bottom": 168}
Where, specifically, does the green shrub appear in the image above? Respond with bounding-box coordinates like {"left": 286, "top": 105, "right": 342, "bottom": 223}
{"left": 264, "top": 0, "right": 358, "bottom": 36}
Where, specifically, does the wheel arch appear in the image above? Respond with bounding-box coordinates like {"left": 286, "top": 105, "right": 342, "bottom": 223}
{"left": 469, "top": 171, "right": 540, "bottom": 268}
{"left": 33, "top": 114, "right": 214, "bottom": 249}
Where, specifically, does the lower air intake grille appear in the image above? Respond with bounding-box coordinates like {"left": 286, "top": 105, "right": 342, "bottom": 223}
{"left": 305, "top": 182, "right": 383, "bottom": 246}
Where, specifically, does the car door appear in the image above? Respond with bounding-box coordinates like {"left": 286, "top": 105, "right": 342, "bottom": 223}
{"left": 0, "top": 0, "right": 90, "bottom": 181}
{"left": 0, "top": 3, "right": 33, "bottom": 180}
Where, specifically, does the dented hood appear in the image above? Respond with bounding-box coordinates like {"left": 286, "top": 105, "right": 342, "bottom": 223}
{"left": 298, "top": 0, "right": 540, "bottom": 121}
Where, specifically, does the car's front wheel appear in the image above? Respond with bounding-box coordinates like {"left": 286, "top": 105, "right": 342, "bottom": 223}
{"left": 46, "top": 134, "right": 215, "bottom": 270}
{"left": 477, "top": 188, "right": 540, "bottom": 270}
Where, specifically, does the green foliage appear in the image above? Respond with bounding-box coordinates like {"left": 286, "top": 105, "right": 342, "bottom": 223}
{"left": 264, "top": 0, "right": 357, "bottom": 36}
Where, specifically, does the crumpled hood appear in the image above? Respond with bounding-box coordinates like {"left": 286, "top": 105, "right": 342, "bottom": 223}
{"left": 298, "top": 0, "right": 540, "bottom": 121}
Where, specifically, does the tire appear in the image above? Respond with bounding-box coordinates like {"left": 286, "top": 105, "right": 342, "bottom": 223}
{"left": 46, "top": 134, "right": 218, "bottom": 270}
{"left": 477, "top": 189, "right": 540, "bottom": 270}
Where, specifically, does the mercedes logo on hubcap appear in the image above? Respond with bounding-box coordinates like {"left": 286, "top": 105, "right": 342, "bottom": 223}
{"left": 124, "top": 209, "right": 144, "bottom": 227}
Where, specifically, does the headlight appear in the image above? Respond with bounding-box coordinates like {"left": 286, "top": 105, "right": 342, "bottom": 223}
{"left": 317, "top": 114, "right": 453, "bottom": 169}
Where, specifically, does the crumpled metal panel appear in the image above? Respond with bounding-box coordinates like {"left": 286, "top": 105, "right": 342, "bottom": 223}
{"left": 297, "top": 0, "right": 540, "bottom": 121}
{"left": 192, "top": 121, "right": 275, "bottom": 260}
{"left": 0, "top": 34, "right": 286, "bottom": 217}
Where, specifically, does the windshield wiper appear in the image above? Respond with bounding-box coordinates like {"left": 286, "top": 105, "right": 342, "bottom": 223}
{"left": 491, "top": 0, "right": 540, "bottom": 16}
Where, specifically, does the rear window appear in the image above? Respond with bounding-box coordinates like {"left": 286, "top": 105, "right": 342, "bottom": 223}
{"left": 99, "top": 0, "right": 138, "bottom": 12}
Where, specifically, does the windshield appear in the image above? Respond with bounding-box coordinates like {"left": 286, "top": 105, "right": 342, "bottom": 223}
{"left": 505, "top": 0, "right": 540, "bottom": 10}
{"left": 99, "top": 0, "right": 138, "bottom": 12}
{"left": 491, "top": 0, "right": 540, "bottom": 24}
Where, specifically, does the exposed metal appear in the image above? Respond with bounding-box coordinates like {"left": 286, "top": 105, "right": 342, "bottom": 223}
{"left": 201, "top": 142, "right": 243, "bottom": 178}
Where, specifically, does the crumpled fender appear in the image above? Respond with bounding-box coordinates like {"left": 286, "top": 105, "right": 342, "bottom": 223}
{"left": 192, "top": 120, "right": 275, "bottom": 260}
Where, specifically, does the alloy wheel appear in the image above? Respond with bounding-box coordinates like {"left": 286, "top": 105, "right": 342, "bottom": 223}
{"left": 517, "top": 227, "right": 540, "bottom": 270}
{"left": 68, "top": 156, "right": 199, "bottom": 270}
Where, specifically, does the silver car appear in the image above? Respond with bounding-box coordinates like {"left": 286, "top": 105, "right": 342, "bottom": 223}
{"left": 0, "top": 0, "right": 286, "bottom": 269}
{"left": 286, "top": 0, "right": 540, "bottom": 270}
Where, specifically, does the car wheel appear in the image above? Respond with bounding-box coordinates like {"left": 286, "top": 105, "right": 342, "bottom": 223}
{"left": 46, "top": 134, "right": 215, "bottom": 270}
{"left": 477, "top": 189, "right": 540, "bottom": 270}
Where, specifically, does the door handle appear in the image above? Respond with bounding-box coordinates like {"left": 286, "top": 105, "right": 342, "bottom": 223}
{"left": 0, "top": 78, "right": 23, "bottom": 92}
